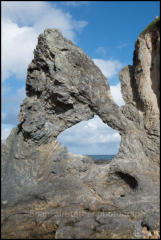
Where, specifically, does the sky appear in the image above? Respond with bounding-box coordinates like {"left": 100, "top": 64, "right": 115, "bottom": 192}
{"left": 2, "top": 1, "right": 160, "bottom": 154}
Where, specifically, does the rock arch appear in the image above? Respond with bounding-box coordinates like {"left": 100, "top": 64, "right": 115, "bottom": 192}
{"left": 18, "top": 29, "right": 127, "bottom": 145}
{"left": 2, "top": 21, "right": 160, "bottom": 239}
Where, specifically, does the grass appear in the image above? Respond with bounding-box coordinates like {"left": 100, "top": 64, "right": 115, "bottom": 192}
{"left": 140, "top": 17, "right": 160, "bottom": 36}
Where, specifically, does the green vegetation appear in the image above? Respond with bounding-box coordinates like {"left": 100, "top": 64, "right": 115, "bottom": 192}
{"left": 140, "top": 17, "right": 160, "bottom": 36}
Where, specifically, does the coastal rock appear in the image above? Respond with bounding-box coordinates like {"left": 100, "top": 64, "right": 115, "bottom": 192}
{"left": 2, "top": 19, "right": 160, "bottom": 239}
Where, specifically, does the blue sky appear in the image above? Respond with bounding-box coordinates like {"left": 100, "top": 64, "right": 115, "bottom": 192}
{"left": 2, "top": 1, "right": 160, "bottom": 154}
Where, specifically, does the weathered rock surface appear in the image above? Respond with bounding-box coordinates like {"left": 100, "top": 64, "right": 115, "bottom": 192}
{"left": 2, "top": 19, "right": 160, "bottom": 239}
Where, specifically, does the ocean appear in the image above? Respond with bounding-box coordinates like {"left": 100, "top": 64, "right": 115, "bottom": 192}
{"left": 87, "top": 155, "right": 115, "bottom": 164}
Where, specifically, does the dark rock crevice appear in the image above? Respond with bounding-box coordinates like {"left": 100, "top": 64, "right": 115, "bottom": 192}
{"left": 115, "top": 171, "right": 138, "bottom": 190}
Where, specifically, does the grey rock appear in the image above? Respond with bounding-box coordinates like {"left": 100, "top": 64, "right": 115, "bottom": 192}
{"left": 2, "top": 19, "right": 160, "bottom": 239}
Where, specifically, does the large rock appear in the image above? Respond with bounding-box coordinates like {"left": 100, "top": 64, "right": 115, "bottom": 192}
{"left": 2, "top": 19, "right": 160, "bottom": 239}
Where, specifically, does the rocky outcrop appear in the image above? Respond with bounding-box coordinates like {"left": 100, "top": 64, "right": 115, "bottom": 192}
{"left": 2, "top": 19, "right": 160, "bottom": 239}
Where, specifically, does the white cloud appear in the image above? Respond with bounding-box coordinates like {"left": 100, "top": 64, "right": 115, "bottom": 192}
{"left": 87, "top": 132, "right": 121, "bottom": 144}
{"left": 57, "top": 115, "right": 121, "bottom": 154}
{"left": 110, "top": 83, "right": 125, "bottom": 106}
{"left": 2, "top": 87, "right": 26, "bottom": 125}
{"left": 2, "top": 84, "right": 11, "bottom": 96}
{"left": 84, "top": 116, "right": 107, "bottom": 130}
{"left": 2, "top": 18, "right": 37, "bottom": 81}
{"left": 93, "top": 58, "right": 123, "bottom": 79}
{"left": 2, "top": 1, "right": 88, "bottom": 30}
{"left": 2, "top": 87, "right": 26, "bottom": 107}
{"left": 2, "top": 1, "right": 88, "bottom": 82}
{"left": 2, "top": 128, "right": 11, "bottom": 140}
{"left": 33, "top": 7, "right": 87, "bottom": 38}
{"left": 93, "top": 58, "right": 125, "bottom": 106}
{"left": 1, "top": 124, "right": 14, "bottom": 140}
{"left": 2, "top": 1, "right": 48, "bottom": 26}
{"left": 2, "top": 113, "right": 6, "bottom": 120}
{"left": 100, "top": 132, "right": 121, "bottom": 143}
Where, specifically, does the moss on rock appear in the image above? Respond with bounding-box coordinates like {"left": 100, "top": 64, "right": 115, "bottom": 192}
{"left": 140, "top": 17, "right": 160, "bottom": 36}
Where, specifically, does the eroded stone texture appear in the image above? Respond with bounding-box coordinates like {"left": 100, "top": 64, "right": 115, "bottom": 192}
{"left": 18, "top": 29, "right": 128, "bottom": 145}
{"left": 2, "top": 20, "right": 160, "bottom": 239}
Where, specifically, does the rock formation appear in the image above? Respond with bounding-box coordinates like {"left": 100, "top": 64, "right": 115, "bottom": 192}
{"left": 2, "top": 19, "right": 160, "bottom": 239}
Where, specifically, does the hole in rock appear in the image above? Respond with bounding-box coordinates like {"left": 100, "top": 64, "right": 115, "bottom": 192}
{"left": 57, "top": 115, "right": 121, "bottom": 164}
{"left": 120, "top": 194, "right": 125, "bottom": 197}
{"left": 115, "top": 171, "right": 138, "bottom": 190}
